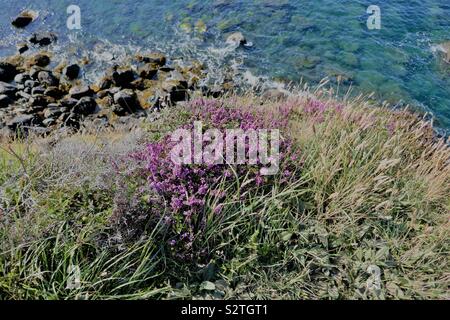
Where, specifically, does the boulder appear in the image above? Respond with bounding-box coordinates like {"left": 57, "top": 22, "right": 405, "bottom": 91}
{"left": 0, "top": 62, "right": 19, "bottom": 82}
{"left": 7, "top": 114, "right": 36, "bottom": 130}
{"left": 14, "top": 73, "right": 31, "bottom": 84}
{"left": 63, "top": 64, "right": 81, "bottom": 80}
{"left": 11, "top": 11, "right": 35, "bottom": 28}
{"left": 0, "top": 81, "right": 17, "bottom": 97}
{"left": 0, "top": 94, "right": 13, "bottom": 108}
{"left": 113, "top": 89, "right": 140, "bottom": 112}
{"left": 112, "top": 68, "right": 135, "bottom": 88}
{"left": 38, "top": 71, "right": 59, "bottom": 87}
{"left": 17, "top": 43, "right": 29, "bottom": 54}
{"left": 29, "top": 32, "right": 57, "bottom": 47}
{"left": 138, "top": 64, "right": 158, "bottom": 79}
{"left": 136, "top": 53, "right": 166, "bottom": 66}
{"left": 72, "top": 97, "right": 97, "bottom": 115}
{"left": 69, "top": 85, "right": 93, "bottom": 99}
{"left": 28, "top": 53, "right": 51, "bottom": 67}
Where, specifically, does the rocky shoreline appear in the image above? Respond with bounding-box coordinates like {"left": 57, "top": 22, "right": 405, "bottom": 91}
{"left": 0, "top": 13, "right": 240, "bottom": 138}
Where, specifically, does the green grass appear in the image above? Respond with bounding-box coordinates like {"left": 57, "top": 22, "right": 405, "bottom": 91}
{"left": 0, "top": 91, "right": 449, "bottom": 300}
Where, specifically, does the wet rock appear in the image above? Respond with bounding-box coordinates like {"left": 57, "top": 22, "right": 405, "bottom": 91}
{"left": 63, "top": 64, "right": 81, "bottom": 80}
{"left": 136, "top": 53, "right": 166, "bottom": 66}
{"left": 0, "top": 94, "right": 13, "bottom": 108}
{"left": 113, "top": 89, "right": 140, "bottom": 112}
{"left": 226, "top": 32, "right": 247, "bottom": 46}
{"left": 28, "top": 53, "right": 51, "bottom": 67}
{"left": 29, "top": 32, "right": 57, "bottom": 47}
{"left": 112, "top": 68, "right": 135, "bottom": 88}
{"left": 38, "top": 71, "right": 59, "bottom": 87}
{"left": 73, "top": 97, "right": 97, "bottom": 115}
{"left": 17, "top": 43, "right": 29, "bottom": 54}
{"left": 0, "top": 62, "right": 19, "bottom": 82}
{"left": 69, "top": 85, "right": 93, "bottom": 99}
{"left": 12, "top": 11, "right": 35, "bottom": 28}
{"left": 14, "top": 73, "right": 31, "bottom": 84}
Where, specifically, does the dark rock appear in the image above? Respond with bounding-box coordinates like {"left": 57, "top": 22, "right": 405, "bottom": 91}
{"left": 12, "top": 11, "right": 34, "bottom": 28}
{"left": 17, "top": 43, "right": 29, "bottom": 54}
{"left": 159, "top": 66, "right": 175, "bottom": 73}
{"left": 0, "top": 94, "right": 13, "bottom": 108}
{"left": 29, "top": 94, "right": 53, "bottom": 107}
{"left": 73, "top": 97, "right": 97, "bottom": 115}
{"left": 28, "top": 53, "right": 50, "bottom": 67}
{"left": 38, "top": 71, "right": 59, "bottom": 87}
{"left": 62, "top": 112, "right": 80, "bottom": 129}
{"left": 162, "top": 80, "right": 189, "bottom": 103}
{"left": 112, "top": 69, "right": 135, "bottom": 88}
{"left": 31, "top": 86, "right": 45, "bottom": 96}
{"left": 136, "top": 53, "right": 166, "bottom": 66}
{"left": 0, "top": 81, "right": 17, "bottom": 98}
{"left": 63, "top": 64, "right": 80, "bottom": 80}
{"left": 14, "top": 73, "right": 31, "bottom": 84}
{"left": 7, "top": 114, "right": 37, "bottom": 130}
{"left": 29, "top": 32, "right": 57, "bottom": 47}
{"left": 97, "top": 76, "right": 113, "bottom": 91}
{"left": 113, "top": 89, "right": 140, "bottom": 112}
{"left": 44, "top": 86, "right": 63, "bottom": 99}
{"left": 0, "top": 62, "right": 19, "bottom": 82}
{"left": 138, "top": 64, "right": 158, "bottom": 79}
{"left": 69, "top": 85, "right": 93, "bottom": 99}
{"left": 112, "top": 104, "right": 127, "bottom": 116}
{"left": 60, "top": 98, "right": 79, "bottom": 108}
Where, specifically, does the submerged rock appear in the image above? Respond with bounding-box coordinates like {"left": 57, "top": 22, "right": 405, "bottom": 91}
{"left": 437, "top": 41, "right": 450, "bottom": 63}
{"left": 37, "top": 71, "right": 59, "bottom": 87}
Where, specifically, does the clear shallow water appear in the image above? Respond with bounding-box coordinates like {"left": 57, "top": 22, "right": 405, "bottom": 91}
{"left": 0, "top": 0, "right": 449, "bottom": 130}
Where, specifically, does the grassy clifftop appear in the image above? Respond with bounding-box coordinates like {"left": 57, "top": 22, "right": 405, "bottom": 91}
{"left": 0, "top": 90, "right": 449, "bottom": 300}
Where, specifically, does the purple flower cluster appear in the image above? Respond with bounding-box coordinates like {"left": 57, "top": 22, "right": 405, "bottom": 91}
{"left": 303, "top": 98, "right": 344, "bottom": 123}
{"left": 116, "top": 98, "right": 300, "bottom": 260}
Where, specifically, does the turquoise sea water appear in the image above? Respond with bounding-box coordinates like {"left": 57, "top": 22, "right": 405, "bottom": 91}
{"left": 1, "top": 0, "right": 449, "bottom": 130}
